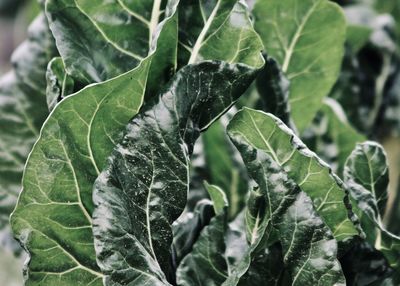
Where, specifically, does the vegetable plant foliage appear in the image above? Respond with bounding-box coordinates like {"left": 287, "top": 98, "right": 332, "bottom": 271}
{"left": 1, "top": 0, "right": 400, "bottom": 285}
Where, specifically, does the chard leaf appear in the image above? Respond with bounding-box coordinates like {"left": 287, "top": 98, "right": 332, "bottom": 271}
{"left": 344, "top": 142, "right": 400, "bottom": 269}
{"left": 11, "top": 3, "right": 180, "bottom": 284}
{"left": 224, "top": 129, "right": 345, "bottom": 285}
{"left": 178, "top": 0, "right": 264, "bottom": 68}
{"left": 46, "top": 57, "right": 74, "bottom": 111}
{"left": 302, "top": 98, "right": 366, "bottom": 175}
{"left": 226, "top": 108, "right": 359, "bottom": 241}
{"left": 176, "top": 184, "right": 229, "bottom": 286}
{"left": 0, "top": 14, "right": 56, "bottom": 251}
{"left": 202, "top": 115, "right": 250, "bottom": 219}
{"left": 46, "top": 0, "right": 178, "bottom": 92}
{"left": 252, "top": 0, "right": 347, "bottom": 132}
{"left": 93, "top": 61, "right": 259, "bottom": 285}
{"left": 172, "top": 200, "right": 214, "bottom": 270}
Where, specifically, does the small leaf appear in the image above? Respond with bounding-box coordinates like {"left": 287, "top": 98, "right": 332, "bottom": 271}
{"left": 204, "top": 182, "right": 228, "bottom": 215}
{"left": 46, "top": 57, "right": 74, "bottom": 111}
{"left": 172, "top": 200, "right": 214, "bottom": 269}
{"left": 93, "top": 61, "right": 259, "bottom": 285}
{"left": 252, "top": 0, "right": 347, "bottom": 132}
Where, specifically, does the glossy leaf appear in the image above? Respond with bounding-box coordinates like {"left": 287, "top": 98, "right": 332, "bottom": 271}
{"left": 11, "top": 3, "right": 180, "bottom": 283}
{"left": 225, "top": 129, "right": 345, "bottom": 285}
{"left": 92, "top": 61, "right": 259, "bottom": 285}
{"left": 178, "top": 0, "right": 264, "bottom": 68}
{"left": 171, "top": 200, "right": 214, "bottom": 270}
{"left": 227, "top": 107, "right": 359, "bottom": 241}
{"left": 252, "top": 0, "right": 346, "bottom": 132}
{"left": 344, "top": 142, "right": 400, "bottom": 269}
{"left": 46, "top": 57, "right": 74, "bottom": 111}
{"left": 46, "top": 0, "right": 178, "bottom": 94}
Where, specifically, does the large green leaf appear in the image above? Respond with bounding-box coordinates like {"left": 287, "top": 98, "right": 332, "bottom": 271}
{"left": 252, "top": 0, "right": 346, "bottom": 132}
{"left": 93, "top": 61, "right": 259, "bottom": 285}
{"left": 224, "top": 129, "right": 345, "bottom": 285}
{"left": 0, "top": 14, "right": 56, "bottom": 250}
{"left": 178, "top": 0, "right": 264, "bottom": 68}
{"left": 302, "top": 98, "right": 366, "bottom": 175}
{"left": 11, "top": 3, "right": 180, "bottom": 284}
{"left": 344, "top": 142, "right": 400, "bottom": 270}
{"left": 45, "top": 0, "right": 178, "bottom": 95}
{"left": 226, "top": 107, "right": 359, "bottom": 241}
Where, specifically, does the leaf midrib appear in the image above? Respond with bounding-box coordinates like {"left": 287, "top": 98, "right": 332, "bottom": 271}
{"left": 281, "top": 0, "right": 320, "bottom": 73}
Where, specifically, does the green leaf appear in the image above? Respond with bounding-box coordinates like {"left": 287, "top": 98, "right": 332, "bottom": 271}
{"left": 344, "top": 141, "right": 400, "bottom": 270}
{"left": 46, "top": 0, "right": 178, "bottom": 93}
{"left": 302, "top": 98, "right": 366, "bottom": 175}
{"left": 178, "top": 0, "right": 264, "bottom": 68}
{"left": 93, "top": 61, "right": 259, "bottom": 285}
{"left": 0, "top": 14, "right": 56, "bottom": 251}
{"left": 176, "top": 186, "right": 229, "bottom": 286}
{"left": 224, "top": 130, "right": 345, "bottom": 285}
{"left": 172, "top": 200, "right": 214, "bottom": 270}
{"left": 202, "top": 115, "right": 249, "bottom": 218}
{"left": 46, "top": 57, "right": 74, "bottom": 111}
{"left": 252, "top": 0, "right": 347, "bottom": 132}
{"left": 204, "top": 182, "right": 228, "bottom": 215}
{"left": 227, "top": 107, "right": 359, "bottom": 241}
{"left": 11, "top": 3, "right": 180, "bottom": 283}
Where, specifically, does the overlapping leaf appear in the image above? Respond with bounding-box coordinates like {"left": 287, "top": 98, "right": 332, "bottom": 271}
{"left": 93, "top": 61, "right": 259, "bottom": 285}
{"left": 252, "top": 0, "right": 347, "bottom": 132}
{"left": 225, "top": 122, "right": 345, "bottom": 285}
{"left": 226, "top": 107, "right": 359, "bottom": 241}
{"left": 344, "top": 142, "right": 400, "bottom": 270}
{"left": 11, "top": 2, "right": 180, "bottom": 284}
{"left": 46, "top": 57, "right": 74, "bottom": 111}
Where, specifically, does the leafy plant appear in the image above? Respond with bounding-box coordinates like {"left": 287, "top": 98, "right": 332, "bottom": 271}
{"left": 0, "top": 0, "right": 400, "bottom": 285}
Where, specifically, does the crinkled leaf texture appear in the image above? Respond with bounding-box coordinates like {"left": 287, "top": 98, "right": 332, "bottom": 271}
{"left": 10, "top": 1, "right": 180, "bottom": 283}
{"left": 252, "top": 0, "right": 346, "bottom": 132}
{"left": 226, "top": 108, "right": 359, "bottom": 241}
{"left": 344, "top": 142, "right": 400, "bottom": 270}
{"left": 0, "top": 13, "right": 56, "bottom": 252}
{"left": 93, "top": 61, "right": 259, "bottom": 286}
{"left": 222, "top": 109, "right": 345, "bottom": 285}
